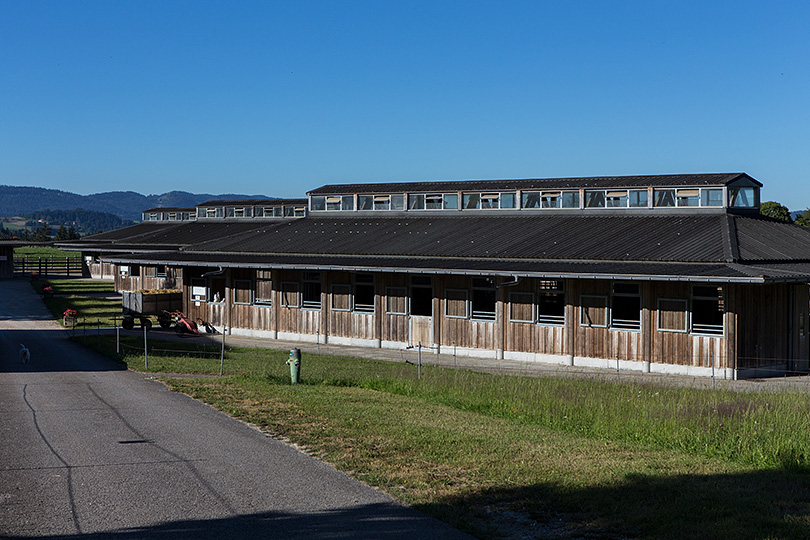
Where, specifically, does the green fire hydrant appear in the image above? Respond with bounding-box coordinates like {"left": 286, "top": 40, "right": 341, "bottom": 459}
{"left": 287, "top": 348, "right": 301, "bottom": 384}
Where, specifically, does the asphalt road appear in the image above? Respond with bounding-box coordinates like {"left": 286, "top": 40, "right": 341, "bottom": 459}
{"left": 0, "top": 279, "right": 473, "bottom": 539}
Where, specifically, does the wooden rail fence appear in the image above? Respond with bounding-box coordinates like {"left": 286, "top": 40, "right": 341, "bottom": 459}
{"left": 13, "top": 256, "right": 84, "bottom": 277}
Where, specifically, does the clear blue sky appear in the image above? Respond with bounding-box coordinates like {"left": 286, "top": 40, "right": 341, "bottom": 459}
{"left": 2, "top": 1, "right": 809, "bottom": 210}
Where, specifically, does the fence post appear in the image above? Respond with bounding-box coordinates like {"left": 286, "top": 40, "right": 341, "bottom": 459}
{"left": 144, "top": 324, "right": 148, "bottom": 370}
{"left": 220, "top": 327, "right": 225, "bottom": 376}
{"left": 417, "top": 341, "right": 422, "bottom": 380}
{"left": 616, "top": 351, "right": 620, "bottom": 379}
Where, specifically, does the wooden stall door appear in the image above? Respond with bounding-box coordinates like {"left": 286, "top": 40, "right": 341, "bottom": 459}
{"left": 409, "top": 316, "right": 433, "bottom": 348}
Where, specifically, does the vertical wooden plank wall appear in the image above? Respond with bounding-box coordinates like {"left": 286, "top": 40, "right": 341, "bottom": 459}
{"left": 106, "top": 262, "right": 810, "bottom": 377}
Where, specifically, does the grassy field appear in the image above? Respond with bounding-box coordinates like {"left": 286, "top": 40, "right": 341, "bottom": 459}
{"left": 14, "top": 246, "right": 81, "bottom": 258}
{"left": 79, "top": 333, "right": 810, "bottom": 539}
{"left": 31, "top": 278, "right": 120, "bottom": 327}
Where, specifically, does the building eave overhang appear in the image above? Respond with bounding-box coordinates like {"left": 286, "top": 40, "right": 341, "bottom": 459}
{"left": 97, "top": 251, "right": 810, "bottom": 284}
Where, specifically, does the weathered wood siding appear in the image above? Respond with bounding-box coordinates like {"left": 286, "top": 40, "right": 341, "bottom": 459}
{"left": 731, "top": 283, "right": 795, "bottom": 371}
{"left": 382, "top": 274, "right": 409, "bottom": 343}
{"left": 572, "top": 280, "right": 646, "bottom": 363}
{"left": 503, "top": 278, "right": 568, "bottom": 356}
{"left": 438, "top": 276, "right": 497, "bottom": 350}
{"left": 141, "top": 264, "right": 810, "bottom": 377}
{"left": 647, "top": 282, "right": 726, "bottom": 370}
{"left": 325, "top": 271, "right": 378, "bottom": 340}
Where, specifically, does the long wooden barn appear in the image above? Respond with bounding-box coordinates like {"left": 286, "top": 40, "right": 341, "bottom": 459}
{"left": 59, "top": 173, "right": 810, "bottom": 379}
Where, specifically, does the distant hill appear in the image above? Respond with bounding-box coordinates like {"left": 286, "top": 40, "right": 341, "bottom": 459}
{"left": 0, "top": 185, "right": 273, "bottom": 221}
{"left": 19, "top": 209, "right": 136, "bottom": 236}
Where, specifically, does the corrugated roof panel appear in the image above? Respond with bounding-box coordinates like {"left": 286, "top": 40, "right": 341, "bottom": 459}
{"left": 307, "top": 173, "right": 754, "bottom": 195}
{"left": 184, "top": 214, "right": 730, "bottom": 262}
{"left": 735, "top": 216, "right": 810, "bottom": 261}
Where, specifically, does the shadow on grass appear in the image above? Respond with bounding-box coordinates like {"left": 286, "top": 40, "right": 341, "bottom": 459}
{"left": 415, "top": 467, "right": 810, "bottom": 540}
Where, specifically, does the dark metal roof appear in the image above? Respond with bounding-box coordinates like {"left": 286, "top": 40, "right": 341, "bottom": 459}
{"left": 73, "top": 222, "right": 184, "bottom": 242}
{"left": 196, "top": 198, "right": 307, "bottom": 207}
{"left": 141, "top": 207, "right": 195, "bottom": 213}
{"left": 99, "top": 251, "right": 809, "bottom": 283}
{"left": 185, "top": 214, "right": 730, "bottom": 263}
{"left": 734, "top": 217, "right": 810, "bottom": 261}
{"left": 67, "top": 202, "right": 810, "bottom": 282}
{"left": 308, "top": 173, "right": 759, "bottom": 195}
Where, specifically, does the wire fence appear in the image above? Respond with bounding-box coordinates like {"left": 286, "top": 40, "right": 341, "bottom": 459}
{"left": 67, "top": 319, "right": 810, "bottom": 392}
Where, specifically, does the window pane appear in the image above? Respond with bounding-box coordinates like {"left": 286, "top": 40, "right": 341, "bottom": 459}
{"left": 691, "top": 286, "right": 724, "bottom": 335}
{"left": 373, "top": 196, "right": 390, "bottom": 210}
{"left": 606, "top": 191, "right": 628, "bottom": 207}
{"left": 342, "top": 195, "right": 355, "bottom": 210}
{"left": 425, "top": 195, "right": 442, "bottom": 210}
{"left": 541, "top": 193, "right": 560, "bottom": 208}
{"left": 629, "top": 190, "right": 648, "bottom": 207}
{"left": 471, "top": 287, "right": 496, "bottom": 321}
{"left": 729, "top": 187, "right": 756, "bottom": 208}
{"left": 443, "top": 194, "right": 458, "bottom": 209}
{"left": 692, "top": 299, "right": 724, "bottom": 334}
{"left": 358, "top": 195, "right": 373, "bottom": 210}
{"left": 354, "top": 283, "right": 375, "bottom": 312}
{"left": 390, "top": 194, "right": 404, "bottom": 210}
{"left": 585, "top": 191, "right": 605, "bottom": 208}
{"left": 463, "top": 194, "right": 480, "bottom": 209}
{"left": 538, "top": 290, "right": 565, "bottom": 325}
{"left": 677, "top": 189, "right": 700, "bottom": 207}
{"left": 522, "top": 192, "right": 541, "bottom": 209}
{"left": 701, "top": 189, "right": 723, "bottom": 207}
{"left": 480, "top": 194, "right": 499, "bottom": 209}
{"left": 562, "top": 191, "right": 580, "bottom": 208}
{"left": 612, "top": 295, "right": 640, "bottom": 330}
{"left": 501, "top": 192, "right": 516, "bottom": 208}
{"left": 408, "top": 194, "right": 425, "bottom": 210}
{"left": 325, "top": 197, "right": 341, "bottom": 211}
{"left": 302, "top": 281, "right": 321, "bottom": 309}
{"left": 654, "top": 189, "right": 676, "bottom": 207}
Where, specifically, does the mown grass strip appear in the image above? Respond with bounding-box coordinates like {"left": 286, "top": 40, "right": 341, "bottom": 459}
{"left": 31, "top": 278, "right": 120, "bottom": 327}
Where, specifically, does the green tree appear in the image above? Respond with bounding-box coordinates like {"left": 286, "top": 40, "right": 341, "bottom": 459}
{"left": 760, "top": 201, "right": 792, "bottom": 222}
{"left": 55, "top": 225, "right": 69, "bottom": 241}
{"left": 795, "top": 209, "right": 810, "bottom": 229}
{"left": 33, "top": 223, "right": 52, "bottom": 242}
{"left": 68, "top": 225, "right": 80, "bottom": 240}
